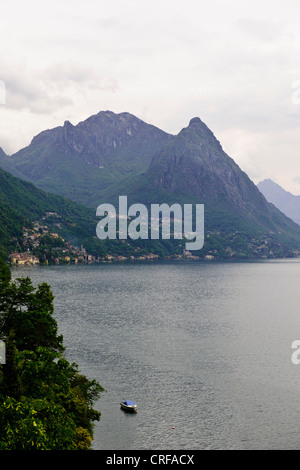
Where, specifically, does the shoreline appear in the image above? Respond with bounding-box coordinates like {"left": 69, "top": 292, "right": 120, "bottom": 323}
{"left": 9, "top": 253, "right": 300, "bottom": 269}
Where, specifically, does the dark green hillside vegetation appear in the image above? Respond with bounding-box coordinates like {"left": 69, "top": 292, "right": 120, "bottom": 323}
{"left": 0, "top": 166, "right": 185, "bottom": 262}
{"left": 0, "top": 259, "right": 104, "bottom": 449}
{"left": 0, "top": 166, "right": 108, "bottom": 260}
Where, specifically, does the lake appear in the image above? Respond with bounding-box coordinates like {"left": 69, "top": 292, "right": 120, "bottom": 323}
{"left": 11, "top": 259, "right": 300, "bottom": 450}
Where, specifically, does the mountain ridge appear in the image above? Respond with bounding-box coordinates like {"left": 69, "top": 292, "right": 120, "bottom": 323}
{"left": 127, "top": 117, "right": 271, "bottom": 218}
{"left": 2, "top": 111, "right": 300, "bottom": 260}
{"left": 6, "top": 111, "right": 173, "bottom": 206}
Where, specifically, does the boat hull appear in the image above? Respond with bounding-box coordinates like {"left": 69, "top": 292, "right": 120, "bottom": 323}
{"left": 120, "top": 402, "right": 137, "bottom": 412}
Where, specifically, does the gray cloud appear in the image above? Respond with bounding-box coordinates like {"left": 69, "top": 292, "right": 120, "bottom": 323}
{"left": 1, "top": 0, "right": 300, "bottom": 192}
{"left": 0, "top": 59, "right": 118, "bottom": 114}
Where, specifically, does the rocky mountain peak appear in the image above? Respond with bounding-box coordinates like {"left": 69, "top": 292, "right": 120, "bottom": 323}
{"left": 64, "top": 120, "right": 74, "bottom": 127}
{"left": 143, "top": 116, "right": 271, "bottom": 222}
{"left": 176, "top": 116, "right": 223, "bottom": 152}
{"left": 188, "top": 117, "right": 202, "bottom": 126}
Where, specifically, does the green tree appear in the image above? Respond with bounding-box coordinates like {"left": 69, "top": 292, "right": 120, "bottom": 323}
{"left": 0, "top": 258, "right": 11, "bottom": 285}
{"left": 0, "top": 258, "right": 104, "bottom": 449}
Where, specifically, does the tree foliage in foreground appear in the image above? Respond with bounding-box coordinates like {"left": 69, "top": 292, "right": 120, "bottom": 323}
{"left": 0, "top": 258, "right": 104, "bottom": 450}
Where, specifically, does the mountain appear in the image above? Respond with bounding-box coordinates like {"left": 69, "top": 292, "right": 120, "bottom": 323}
{"left": 257, "top": 179, "right": 300, "bottom": 225}
{"left": 129, "top": 118, "right": 269, "bottom": 214}
{"left": 5, "top": 111, "right": 172, "bottom": 207}
{"left": 2, "top": 111, "right": 300, "bottom": 260}
{"left": 125, "top": 117, "right": 300, "bottom": 255}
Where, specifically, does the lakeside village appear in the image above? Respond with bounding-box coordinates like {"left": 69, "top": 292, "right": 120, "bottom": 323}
{"left": 8, "top": 214, "right": 159, "bottom": 267}
{"left": 8, "top": 212, "right": 300, "bottom": 267}
{"left": 7, "top": 211, "right": 210, "bottom": 267}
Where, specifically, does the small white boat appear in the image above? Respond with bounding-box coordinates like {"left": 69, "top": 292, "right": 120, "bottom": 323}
{"left": 120, "top": 400, "right": 138, "bottom": 412}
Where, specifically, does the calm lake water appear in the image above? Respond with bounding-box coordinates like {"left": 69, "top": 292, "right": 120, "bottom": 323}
{"left": 11, "top": 259, "right": 300, "bottom": 450}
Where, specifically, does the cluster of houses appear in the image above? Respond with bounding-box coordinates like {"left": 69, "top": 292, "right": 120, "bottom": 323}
{"left": 9, "top": 247, "right": 161, "bottom": 266}
{"left": 9, "top": 218, "right": 91, "bottom": 266}
{"left": 8, "top": 217, "right": 163, "bottom": 266}
{"left": 11, "top": 220, "right": 290, "bottom": 266}
{"left": 10, "top": 215, "right": 267, "bottom": 267}
{"left": 9, "top": 252, "right": 40, "bottom": 266}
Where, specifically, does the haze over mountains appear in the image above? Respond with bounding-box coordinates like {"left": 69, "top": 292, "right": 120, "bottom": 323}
{"left": 257, "top": 179, "right": 300, "bottom": 226}
{"left": 1, "top": 110, "right": 300, "bottom": 260}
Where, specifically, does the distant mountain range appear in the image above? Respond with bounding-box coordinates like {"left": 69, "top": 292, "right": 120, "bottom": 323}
{"left": 0, "top": 147, "right": 28, "bottom": 181}
{"left": 257, "top": 179, "right": 300, "bottom": 226}
{"left": 1, "top": 110, "right": 300, "bottom": 260}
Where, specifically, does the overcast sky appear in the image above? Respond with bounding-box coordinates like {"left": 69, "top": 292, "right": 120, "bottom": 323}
{"left": 1, "top": 0, "right": 300, "bottom": 193}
